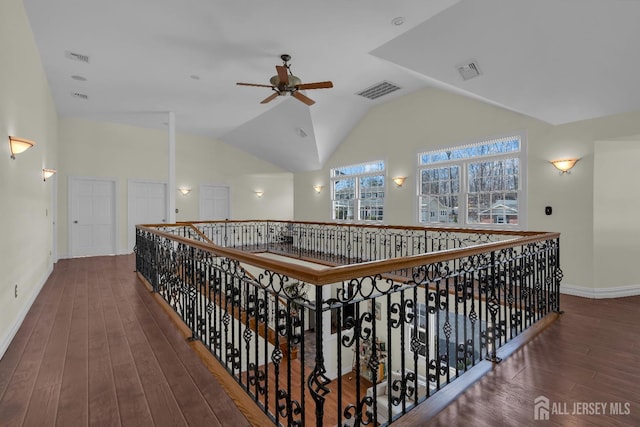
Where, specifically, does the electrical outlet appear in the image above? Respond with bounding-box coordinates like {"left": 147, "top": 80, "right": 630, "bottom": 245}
{"left": 15, "top": 284, "right": 18, "bottom": 298}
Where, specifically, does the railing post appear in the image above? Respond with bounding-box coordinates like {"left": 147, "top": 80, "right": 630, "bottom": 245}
{"left": 188, "top": 245, "right": 197, "bottom": 341}
{"left": 554, "top": 237, "right": 563, "bottom": 314}
{"left": 152, "top": 235, "right": 159, "bottom": 293}
{"left": 347, "top": 225, "right": 352, "bottom": 264}
{"left": 266, "top": 221, "right": 270, "bottom": 252}
{"left": 308, "top": 286, "right": 330, "bottom": 427}
{"left": 486, "top": 250, "right": 502, "bottom": 363}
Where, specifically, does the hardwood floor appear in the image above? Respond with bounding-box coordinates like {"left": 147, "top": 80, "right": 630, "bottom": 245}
{"left": 2, "top": 255, "right": 640, "bottom": 426}
{"left": 0, "top": 255, "right": 249, "bottom": 427}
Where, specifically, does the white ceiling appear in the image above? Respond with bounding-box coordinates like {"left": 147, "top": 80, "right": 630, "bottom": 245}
{"left": 23, "top": 0, "right": 640, "bottom": 172}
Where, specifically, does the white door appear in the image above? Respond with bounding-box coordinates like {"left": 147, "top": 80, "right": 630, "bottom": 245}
{"left": 69, "top": 177, "right": 117, "bottom": 257}
{"left": 200, "top": 185, "right": 230, "bottom": 220}
{"left": 128, "top": 180, "right": 167, "bottom": 251}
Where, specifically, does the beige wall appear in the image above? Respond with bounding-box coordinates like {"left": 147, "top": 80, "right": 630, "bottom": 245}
{"left": 593, "top": 139, "right": 640, "bottom": 290}
{"left": 58, "top": 118, "right": 294, "bottom": 257}
{"left": 294, "top": 88, "right": 640, "bottom": 291}
{"left": 0, "top": 0, "right": 59, "bottom": 355}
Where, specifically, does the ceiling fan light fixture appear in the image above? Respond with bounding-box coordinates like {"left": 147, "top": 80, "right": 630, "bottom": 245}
{"left": 270, "top": 74, "right": 301, "bottom": 88}
{"left": 238, "top": 55, "right": 333, "bottom": 106}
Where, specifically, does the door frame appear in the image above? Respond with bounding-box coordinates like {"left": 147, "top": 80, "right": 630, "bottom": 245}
{"left": 199, "top": 183, "right": 231, "bottom": 221}
{"left": 50, "top": 173, "right": 58, "bottom": 263}
{"left": 68, "top": 176, "right": 119, "bottom": 258}
{"left": 127, "top": 179, "right": 168, "bottom": 252}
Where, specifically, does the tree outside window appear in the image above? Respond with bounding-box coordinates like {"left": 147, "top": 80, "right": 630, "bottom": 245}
{"left": 418, "top": 135, "right": 524, "bottom": 228}
{"left": 331, "top": 161, "right": 385, "bottom": 222}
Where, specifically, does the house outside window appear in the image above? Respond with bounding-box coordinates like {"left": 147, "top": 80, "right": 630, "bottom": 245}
{"left": 331, "top": 161, "right": 385, "bottom": 221}
{"left": 418, "top": 134, "right": 525, "bottom": 228}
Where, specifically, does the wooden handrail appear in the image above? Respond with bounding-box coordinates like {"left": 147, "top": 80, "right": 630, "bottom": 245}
{"left": 137, "top": 222, "right": 559, "bottom": 286}
{"left": 188, "top": 224, "right": 214, "bottom": 243}
{"left": 173, "top": 219, "right": 548, "bottom": 236}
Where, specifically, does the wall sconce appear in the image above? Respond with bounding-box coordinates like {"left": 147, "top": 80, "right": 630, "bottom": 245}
{"left": 313, "top": 185, "right": 323, "bottom": 193}
{"left": 178, "top": 187, "right": 191, "bottom": 196}
{"left": 8, "top": 136, "right": 35, "bottom": 159}
{"left": 392, "top": 176, "right": 407, "bottom": 187}
{"left": 550, "top": 159, "right": 579, "bottom": 175}
{"left": 254, "top": 191, "right": 264, "bottom": 198}
{"left": 43, "top": 168, "right": 57, "bottom": 181}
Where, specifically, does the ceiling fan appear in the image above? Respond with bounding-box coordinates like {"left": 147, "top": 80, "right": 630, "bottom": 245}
{"left": 237, "top": 54, "right": 333, "bottom": 106}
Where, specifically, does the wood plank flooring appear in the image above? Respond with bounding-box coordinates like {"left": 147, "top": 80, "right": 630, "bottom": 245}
{"left": 0, "top": 255, "right": 249, "bottom": 427}
{"left": 2, "top": 255, "right": 640, "bottom": 426}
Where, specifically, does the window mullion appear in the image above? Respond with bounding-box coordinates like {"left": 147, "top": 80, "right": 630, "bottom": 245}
{"left": 354, "top": 179, "right": 360, "bottom": 221}
{"left": 461, "top": 159, "right": 468, "bottom": 226}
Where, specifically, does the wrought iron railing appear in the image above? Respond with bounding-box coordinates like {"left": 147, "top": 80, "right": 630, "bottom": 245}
{"left": 135, "top": 221, "right": 562, "bottom": 426}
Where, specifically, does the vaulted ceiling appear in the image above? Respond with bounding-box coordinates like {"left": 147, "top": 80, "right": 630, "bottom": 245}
{"left": 23, "top": 0, "right": 640, "bottom": 172}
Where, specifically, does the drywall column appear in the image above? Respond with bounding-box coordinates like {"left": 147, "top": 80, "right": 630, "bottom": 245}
{"left": 168, "top": 111, "right": 176, "bottom": 223}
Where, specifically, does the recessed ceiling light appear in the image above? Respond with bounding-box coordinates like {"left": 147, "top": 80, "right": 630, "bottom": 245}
{"left": 391, "top": 17, "right": 405, "bottom": 26}
{"left": 190, "top": 75, "right": 200, "bottom": 80}
{"left": 71, "top": 75, "right": 87, "bottom": 81}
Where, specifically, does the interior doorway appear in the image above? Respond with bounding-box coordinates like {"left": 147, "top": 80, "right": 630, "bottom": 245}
{"left": 127, "top": 180, "right": 167, "bottom": 252}
{"left": 199, "top": 184, "right": 230, "bottom": 220}
{"left": 68, "top": 177, "right": 118, "bottom": 257}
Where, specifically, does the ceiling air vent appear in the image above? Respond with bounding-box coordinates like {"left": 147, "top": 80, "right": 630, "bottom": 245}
{"left": 70, "top": 92, "right": 88, "bottom": 100}
{"left": 457, "top": 60, "right": 481, "bottom": 81}
{"left": 65, "top": 50, "right": 90, "bottom": 63}
{"left": 356, "top": 81, "right": 401, "bottom": 100}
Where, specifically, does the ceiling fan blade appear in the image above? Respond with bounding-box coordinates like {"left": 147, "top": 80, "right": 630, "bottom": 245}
{"left": 296, "top": 81, "right": 333, "bottom": 90}
{"left": 237, "top": 82, "right": 275, "bottom": 88}
{"left": 260, "top": 92, "right": 280, "bottom": 104}
{"left": 276, "top": 65, "right": 289, "bottom": 86}
{"left": 292, "top": 91, "right": 315, "bottom": 106}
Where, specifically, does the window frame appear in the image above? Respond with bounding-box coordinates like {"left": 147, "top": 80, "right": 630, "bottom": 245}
{"left": 408, "top": 303, "right": 436, "bottom": 360}
{"left": 416, "top": 133, "right": 527, "bottom": 230}
{"left": 330, "top": 160, "right": 386, "bottom": 223}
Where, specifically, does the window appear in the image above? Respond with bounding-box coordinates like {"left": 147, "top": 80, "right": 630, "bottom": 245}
{"left": 331, "top": 161, "right": 385, "bottom": 221}
{"left": 418, "top": 134, "right": 525, "bottom": 228}
{"left": 409, "top": 302, "right": 432, "bottom": 358}
{"left": 408, "top": 303, "right": 485, "bottom": 368}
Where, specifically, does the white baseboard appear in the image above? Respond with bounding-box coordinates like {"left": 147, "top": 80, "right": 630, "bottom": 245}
{"left": 0, "top": 264, "right": 53, "bottom": 360}
{"left": 57, "top": 251, "right": 132, "bottom": 260}
{"left": 561, "top": 283, "right": 640, "bottom": 299}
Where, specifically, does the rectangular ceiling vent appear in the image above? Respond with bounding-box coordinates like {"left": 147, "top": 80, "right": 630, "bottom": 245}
{"left": 70, "top": 92, "right": 88, "bottom": 100}
{"left": 65, "top": 50, "right": 90, "bottom": 63}
{"left": 457, "top": 60, "right": 481, "bottom": 81}
{"left": 356, "top": 81, "right": 401, "bottom": 100}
